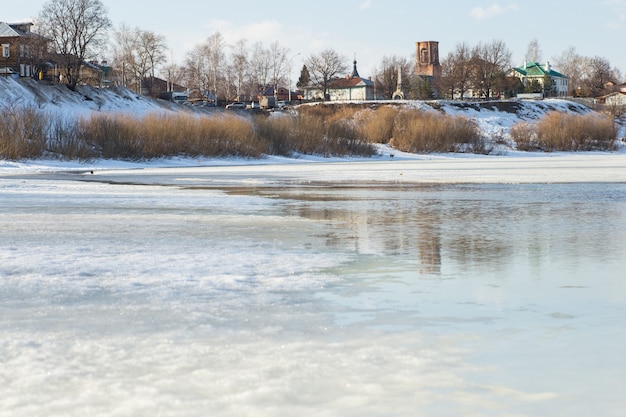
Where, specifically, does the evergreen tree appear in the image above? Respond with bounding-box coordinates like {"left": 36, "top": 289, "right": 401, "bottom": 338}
{"left": 296, "top": 65, "right": 310, "bottom": 88}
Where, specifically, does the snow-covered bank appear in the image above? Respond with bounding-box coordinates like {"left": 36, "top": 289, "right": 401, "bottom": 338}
{"left": 0, "top": 76, "right": 176, "bottom": 117}
{"left": 4, "top": 151, "right": 626, "bottom": 186}
{"left": 1, "top": 76, "right": 625, "bottom": 171}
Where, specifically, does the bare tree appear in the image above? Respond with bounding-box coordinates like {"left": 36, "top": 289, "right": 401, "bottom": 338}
{"left": 183, "top": 32, "right": 225, "bottom": 101}
{"left": 111, "top": 23, "right": 134, "bottom": 87}
{"left": 110, "top": 25, "right": 166, "bottom": 95}
{"left": 205, "top": 32, "right": 226, "bottom": 101}
{"left": 162, "top": 61, "right": 185, "bottom": 92}
{"left": 138, "top": 30, "right": 167, "bottom": 82}
{"left": 249, "top": 41, "right": 272, "bottom": 93}
{"left": 374, "top": 55, "right": 411, "bottom": 99}
{"left": 471, "top": 39, "right": 511, "bottom": 98}
{"left": 588, "top": 56, "right": 613, "bottom": 95}
{"left": 553, "top": 46, "right": 581, "bottom": 95}
{"left": 269, "top": 41, "right": 289, "bottom": 95}
{"left": 184, "top": 43, "right": 213, "bottom": 98}
{"left": 304, "top": 49, "right": 348, "bottom": 101}
{"left": 230, "top": 39, "right": 249, "bottom": 101}
{"left": 439, "top": 42, "right": 473, "bottom": 99}
{"left": 554, "top": 47, "right": 620, "bottom": 97}
{"left": 38, "top": 0, "right": 111, "bottom": 90}
{"left": 525, "top": 38, "right": 543, "bottom": 63}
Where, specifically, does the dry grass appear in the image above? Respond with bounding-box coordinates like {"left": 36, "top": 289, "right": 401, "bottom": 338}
{"left": 510, "top": 122, "right": 538, "bottom": 151}
{"left": 80, "top": 113, "right": 262, "bottom": 159}
{"left": 0, "top": 105, "right": 48, "bottom": 159}
{"left": 389, "top": 109, "right": 484, "bottom": 153}
{"left": 3, "top": 102, "right": 617, "bottom": 161}
{"left": 255, "top": 111, "right": 375, "bottom": 157}
{"left": 511, "top": 112, "right": 617, "bottom": 151}
{"left": 358, "top": 106, "right": 400, "bottom": 144}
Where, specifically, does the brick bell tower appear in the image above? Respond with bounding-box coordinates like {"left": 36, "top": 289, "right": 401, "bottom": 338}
{"left": 415, "top": 41, "right": 441, "bottom": 79}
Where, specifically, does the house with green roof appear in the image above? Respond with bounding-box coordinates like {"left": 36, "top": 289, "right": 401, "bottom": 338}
{"left": 510, "top": 61, "right": 569, "bottom": 97}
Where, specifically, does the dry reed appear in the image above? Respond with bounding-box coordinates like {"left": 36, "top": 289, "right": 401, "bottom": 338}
{"left": 390, "top": 109, "right": 484, "bottom": 153}
{"left": 511, "top": 112, "right": 617, "bottom": 151}
{"left": 0, "top": 105, "right": 48, "bottom": 159}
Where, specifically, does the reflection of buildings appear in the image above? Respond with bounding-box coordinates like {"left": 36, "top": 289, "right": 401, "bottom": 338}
{"left": 416, "top": 218, "right": 442, "bottom": 274}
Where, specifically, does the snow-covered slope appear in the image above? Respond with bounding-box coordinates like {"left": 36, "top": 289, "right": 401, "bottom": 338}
{"left": 1, "top": 76, "right": 623, "bottom": 143}
{"left": 0, "top": 76, "right": 179, "bottom": 117}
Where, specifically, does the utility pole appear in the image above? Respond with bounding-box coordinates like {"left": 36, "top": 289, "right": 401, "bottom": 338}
{"left": 288, "top": 52, "right": 301, "bottom": 102}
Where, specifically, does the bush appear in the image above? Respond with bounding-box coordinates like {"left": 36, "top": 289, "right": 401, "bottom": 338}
{"left": 0, "top": 105, "right": 48, "bottom": 159}
{"left": 510, "top": 122, "right": 538, "bottom": 151}
{"left": 48, "top": 116, "right": 94, "bottom": 160}
{"left": 358, "top": 106, "right": 399, "bottom": 144}
{"left": 390, "top": 109, "right": 484, "bottom": 153}
{"left": 511, "top": 112, "right": 617, "bottom": 151}
{"left": 254, "top": 115, "right": 293, "bottom": 156}
{"left": 79, "top": 113, "right": 262, "bottom": 159}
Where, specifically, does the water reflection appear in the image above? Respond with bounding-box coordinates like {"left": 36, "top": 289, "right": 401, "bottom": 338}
{"left": 231, "top": 183, "right": 626, "bottom": 276}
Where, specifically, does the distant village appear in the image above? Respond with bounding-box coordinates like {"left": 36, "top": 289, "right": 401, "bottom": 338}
{"left": 2, "top": 19, "right": 626, "bottom": 109}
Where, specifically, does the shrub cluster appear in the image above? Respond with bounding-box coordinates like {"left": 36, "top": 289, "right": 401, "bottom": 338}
{"left": 511, "top": 111, "right": 617, "bottom": 151}
{"left": 0, "top": 105, "right": 376, "bottom": 161}
{"left": 389, "top": 109, "right": 484, "bottom": 153}
{"left": 0, "top": 105, "right": 48, "bottom": 159}
{"left": 79, "top": 113, "right": 261, "bottom": 159}
{"left": 253, "top": 110, "right": 374, "bottom": 157}
{"left": 303, "top": 103, "right": 486, "bottom": 153}
{"left": 1, "top": 103, "right": 618, "bottom": 161}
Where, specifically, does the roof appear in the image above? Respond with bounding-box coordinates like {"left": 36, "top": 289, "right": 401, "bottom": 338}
{"left": 328, "top": 59, "right": 374, "bottom": 89}
{"left": 0, "top": 22, "right": 35, "bottom": 38}
{"left": 0, "top": 22, "right": 20, "bottom": 37}
{"left": 330, "top": 76, "right": 373, "bottom": 88}
{"left": 513, "top": 61, "right": 567, "bottom": 79}
{"left": 596, "top": 91, "right": 626, "bottom": 99}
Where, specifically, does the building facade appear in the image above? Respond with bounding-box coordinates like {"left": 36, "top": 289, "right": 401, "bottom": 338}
{"left": 415, "top": 41, "right": 441, "bottom": 78}
{"left": 0, "top": 22, "right": 46, "bottom": 77}
{"left": 510, "top": 61, "right": 569, "bottom": 97}
{"left": 303, "top": 59, "right": 374, "bottom": 101}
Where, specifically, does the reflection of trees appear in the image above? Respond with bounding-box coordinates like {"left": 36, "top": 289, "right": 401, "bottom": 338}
{"left": 441, "top": 202, "right": 516, "bottom": 272}
{"left": 289, "top": 196, "right": 444, "bottom": 274}
{"left": 245, "top": 184, "right": 625, "bottom": 277}
{"left": 286, "top": 191, "right": 519, "bottom": 276}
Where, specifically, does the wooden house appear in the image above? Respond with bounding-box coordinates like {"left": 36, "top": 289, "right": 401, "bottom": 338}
{"left": 0, "top": 21, "right": 48, "bottom": 77}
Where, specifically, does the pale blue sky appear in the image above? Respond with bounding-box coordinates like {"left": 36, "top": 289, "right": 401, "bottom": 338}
{"left": 6, "top": 0, "right": 626, "bottom": 80}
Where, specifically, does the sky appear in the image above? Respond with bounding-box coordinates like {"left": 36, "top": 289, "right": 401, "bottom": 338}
{"left": 5, "top": 0, "right": 626, "bottom": 81}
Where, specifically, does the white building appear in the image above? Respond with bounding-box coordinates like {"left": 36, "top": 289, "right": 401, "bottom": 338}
{"left": 510, "top": 61, "right": 569, "bottom": 97}
{"left": 303, "top": 59, "right": 375, "bottom": 101}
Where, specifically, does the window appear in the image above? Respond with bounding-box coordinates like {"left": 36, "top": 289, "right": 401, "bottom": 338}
{"left": 1, "top": 44, "right": 9, "bottom": 58}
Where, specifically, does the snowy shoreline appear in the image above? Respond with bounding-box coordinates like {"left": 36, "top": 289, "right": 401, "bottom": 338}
{"left": 3, "top": 149, "right": 626, "bottom": 185}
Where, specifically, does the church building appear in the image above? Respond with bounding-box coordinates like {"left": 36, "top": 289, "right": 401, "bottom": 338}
{"left": 302, "top": 58, "right": 374, "bottom": 101}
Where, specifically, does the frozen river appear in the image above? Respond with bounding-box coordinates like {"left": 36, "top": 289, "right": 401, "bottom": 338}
{"left": 1, "top": 156, "right": 626, "bottom": 417}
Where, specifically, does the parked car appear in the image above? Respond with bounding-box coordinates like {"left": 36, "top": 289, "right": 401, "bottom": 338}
{"left": 225, "top": 102, "right": 245, "bottom": 109}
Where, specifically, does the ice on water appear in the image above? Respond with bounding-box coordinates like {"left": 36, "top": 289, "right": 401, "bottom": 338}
{"left": 2, "top": 157, "right": 626, "bottom": 417}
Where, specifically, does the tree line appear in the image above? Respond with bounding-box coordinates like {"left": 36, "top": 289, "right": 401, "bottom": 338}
{"left": 35, "top": 0, "right": 624, "bottom": 100}
{"left": 438, "top": 38, "right": 623, "bottom": 99}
